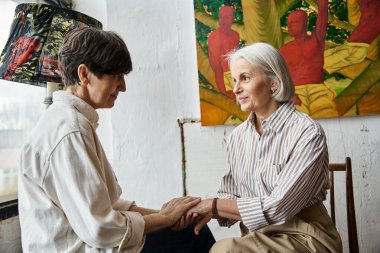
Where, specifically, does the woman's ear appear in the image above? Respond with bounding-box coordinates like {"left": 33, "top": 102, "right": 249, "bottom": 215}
{"left": 270, "top": 82, "right": 277, "bottom": 93}
{"left": 270, "top": 77, "right": 280, "bottom": 93}
{"left": 77, "top": 64, "right": 90, "bottom": 86}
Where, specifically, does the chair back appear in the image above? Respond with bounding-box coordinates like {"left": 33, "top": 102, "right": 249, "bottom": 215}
{"left": 328, "top": 157, "right": 359, "bottom": 253}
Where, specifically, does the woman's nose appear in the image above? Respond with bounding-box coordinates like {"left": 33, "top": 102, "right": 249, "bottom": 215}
{"left": 233, "top": 82, "right": 240, "bottom": 94}
{"left": 119, "top": 76, "right": 126, "bottom": 92}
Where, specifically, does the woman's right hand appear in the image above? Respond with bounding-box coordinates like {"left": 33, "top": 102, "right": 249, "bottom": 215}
{"left": 159, "top": 196, "right": 201, "bottom": 227}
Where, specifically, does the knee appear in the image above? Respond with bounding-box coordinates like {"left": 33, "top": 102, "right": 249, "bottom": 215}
{"left": 210, "top": 238, "right": 235, "bottom": 253}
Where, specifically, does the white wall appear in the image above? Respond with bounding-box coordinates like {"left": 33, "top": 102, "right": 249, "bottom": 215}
{"left": 319, "top": 116, "right": 380, "bottom": 252}
{"left": 104, "top": 1, "right": 380, "bottom": 252}
{"left": 107, "top": 0, "right": 200, "bottom": 207}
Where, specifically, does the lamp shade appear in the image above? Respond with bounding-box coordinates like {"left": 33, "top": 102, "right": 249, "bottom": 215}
{"left": 0, "top": 3, "right": 102, "bottom": 87}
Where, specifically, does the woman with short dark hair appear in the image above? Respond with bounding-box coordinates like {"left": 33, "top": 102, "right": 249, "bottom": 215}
{"left": 19, "top": 27, "right": 215, "bottom": 253}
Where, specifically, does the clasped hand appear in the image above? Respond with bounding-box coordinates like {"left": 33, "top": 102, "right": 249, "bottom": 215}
{"left": 159, "top": 197, "right": 213, "bottom": 235}
{"left": 185, "top": 199, "right": 213, "bottom": 235}
{"left": 159, "top": 196, "right": 200, "bottom": 231}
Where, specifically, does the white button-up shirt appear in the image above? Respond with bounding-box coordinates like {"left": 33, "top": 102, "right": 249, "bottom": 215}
{"left": 19, "top": 91, "right": 145, "bottom": 252}
{"left": 218, "top": 102, "right": 329, "bottom": 231}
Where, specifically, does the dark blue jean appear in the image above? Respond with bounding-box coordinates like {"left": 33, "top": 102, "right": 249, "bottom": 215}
{"left": 141, "top": 223, "right": 215, "bottom": 253}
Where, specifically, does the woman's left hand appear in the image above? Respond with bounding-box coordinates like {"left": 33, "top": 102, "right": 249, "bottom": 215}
{"left": 186, "top": 199, "right": 213, "bottom": 235}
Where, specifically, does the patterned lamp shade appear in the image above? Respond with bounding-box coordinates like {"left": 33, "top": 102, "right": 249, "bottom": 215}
{"left": 0, "top": 3, "right": 102, "bottom": 87}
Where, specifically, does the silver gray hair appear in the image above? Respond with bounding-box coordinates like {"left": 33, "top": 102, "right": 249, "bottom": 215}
{"left": 227, "top": 42, "right": 294, "bottom": 102}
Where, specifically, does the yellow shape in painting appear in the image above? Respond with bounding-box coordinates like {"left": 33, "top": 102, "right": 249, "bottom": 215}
{"left": 295, "top": 83, "right": 339, "bottom": 118}
{"left": 324, "top": 42, "right": 369, "bottom": 74}
{"left": 223, "top": 71, "right": 234, "bottom": 91}
{"left": 200, "top": 101, "right": 230, "bottom": 126}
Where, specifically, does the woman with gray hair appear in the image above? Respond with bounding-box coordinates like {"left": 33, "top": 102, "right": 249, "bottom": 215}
{"left": 187, "top": 42, "right": 342, "bottom": 252}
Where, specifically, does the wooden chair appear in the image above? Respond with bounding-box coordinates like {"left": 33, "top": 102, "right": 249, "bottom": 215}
{"left": 328, "top": 157, "right": 359, "bottom": 253}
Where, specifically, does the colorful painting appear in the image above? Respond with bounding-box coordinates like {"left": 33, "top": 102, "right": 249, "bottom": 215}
{"left": 194, "top": 0, "right": 380, "bottom": 126}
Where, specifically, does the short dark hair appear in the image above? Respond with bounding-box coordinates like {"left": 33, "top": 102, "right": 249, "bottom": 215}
{"left": 58, "top": 26, "right": 132, "bottom": 85}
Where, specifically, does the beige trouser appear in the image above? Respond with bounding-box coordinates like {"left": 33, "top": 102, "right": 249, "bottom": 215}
{"left": 211, "top": 202, "right": 342, "bottom": 253}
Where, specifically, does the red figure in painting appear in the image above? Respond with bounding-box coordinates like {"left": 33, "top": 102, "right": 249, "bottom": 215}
{"left": 348, "top": 0, "right": 380, "bottom": 44}
{"left": 280, "top": 0, "right": 328, "bottom": 105}
{"left": 208, "top": 6, "right": 239, "bottom": 99}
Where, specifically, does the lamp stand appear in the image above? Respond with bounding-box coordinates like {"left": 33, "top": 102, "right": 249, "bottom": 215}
{"left": 44, "top": 82, "right": 59, "bottom": 108}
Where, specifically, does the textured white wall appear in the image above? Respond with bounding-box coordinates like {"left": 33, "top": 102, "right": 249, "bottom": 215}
{"left": 107, "top": 0, "right": 200, "bottom": 208}
{"left": 319, "top": 116, "right": 380, "bottom": 252}
{"left": 104, "top": 1, "right": 380, "bottom": 252}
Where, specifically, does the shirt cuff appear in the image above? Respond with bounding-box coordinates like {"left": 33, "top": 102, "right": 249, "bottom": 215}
{"left": 113, "top": 199, "right": 135, "bottom": 211}
{"left": 237, "top": 197, "right": 268, "bottom": 231}
{"left": 118, "top": 211, "right": 145, "bottom": 252}
{"left": 217, "top": 217, "right": 238, "bottom": 227}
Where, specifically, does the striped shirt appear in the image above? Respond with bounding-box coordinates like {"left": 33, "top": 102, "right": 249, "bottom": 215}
{"left": 217, "top": 102, "right": 329, "bottom": 231}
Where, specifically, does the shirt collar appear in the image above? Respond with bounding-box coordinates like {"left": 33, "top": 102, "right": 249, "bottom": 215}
{"left": 264, "top": 102, "right": 294, "bottom": 133}
{"left": 53, "top": 90, "right": 99, "bottom": 129}
{"left": 246, "top": 102, "right": 295, "bottom": 133}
